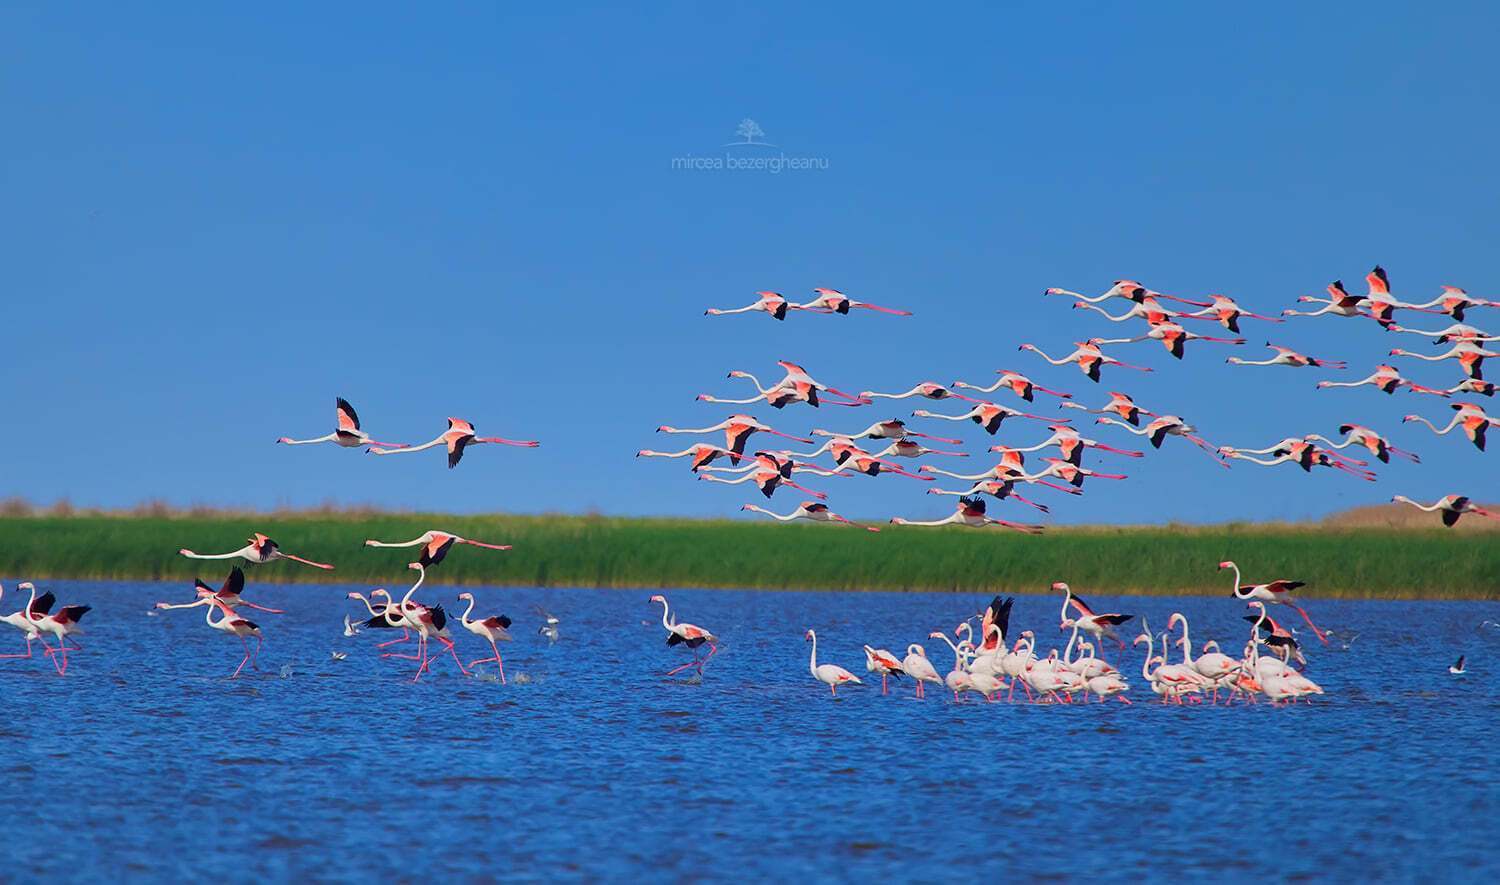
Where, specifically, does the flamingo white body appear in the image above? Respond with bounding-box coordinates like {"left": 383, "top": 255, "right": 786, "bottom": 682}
{"left": 651, "top": 594, "right": 718, "bottom": 676}
{"left": 806, "top": 629, "right": 862, "bottom": 695}
{"left": 363, "top": 530, "right": 512, "bottom": 569}
{"left": 277, "top": 397, "right": 408, "bottom": 449}
{"left": 1390, "top": 494, "right": 1498, "bottom": 527}
{"left": 368, "top": 417, "right": 539, "bottom": 468}
{"left": 901, "top": 644, "right": 943, "bottom": 698}
{"left": 456, "top": 592, "right": 513, "bottom": 683}
{"left": 742, "top": 502, "right": 879, "bottom": 531}
{"left": 179, "top": 533, "right": 334, "bottom": 570}
{"left": 1227, "top": 342, "right": 1346, "bottom": 369}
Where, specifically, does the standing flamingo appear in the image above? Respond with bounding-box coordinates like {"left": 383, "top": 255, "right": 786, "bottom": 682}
{"left": 1226, "top": 342, "right": 1346, "bottom": 369}
{"left": 456, "top": 592, "right": 513, "bottom": 682}
{"left": 862, "top": 645, "right": 906, "bottom": 695}
{"left": 796, "top": 287, "right": 912, "bottom": 315}
{"left": 1317, "top": 365, "right": 1449, "bottom": 396}
{"left": 889, "top": 496, "right": 1044, "bottom": 533}
{"left": 742, "top": 501, "right": 880, "bottom": 531}
{"left": 1390, "top": 494, "right": 1498, "bottom": 527}
{"left": 650, "top": 594, "right": 719, "bottom": 676}
{"left": 277, "top": 397, "right": 409, "bottom": 449}
{"left": 1404, "top": 403, "right": 1496, "bottom": 451}
{"left": 1018, "top": 340, "right": 1153, "bottom": 383}
{"left": 0, "top": 582, "right": 51, "bottom": 661}
{"left": 901, "top": 644, "right": 943, "bottom": 699}
{"left": 1219, "top": 561, "right": 1327, "bottom": 643}
{"left": 368, "top": 418, "right": 538, "bottom": 468}
{"left": 951, "top": 370, "right": 1072, "bottom": 402}
{"left": 806, "top": 630, "right": 862, "bottom": 695}
{"left": 179, "top": 533, "right": 333, "bottom": 569}
{"left": 363, "top": 530, "right": 511, "bottom": 569}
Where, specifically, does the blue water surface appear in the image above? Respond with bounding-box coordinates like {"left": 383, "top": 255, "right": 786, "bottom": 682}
{"left": 3, "top": 580, "right": 1496, "bottom": 882}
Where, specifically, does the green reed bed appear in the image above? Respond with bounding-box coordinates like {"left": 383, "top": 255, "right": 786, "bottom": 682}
{"left": 2, "top": 515, "right": 1495, "bottom": 598}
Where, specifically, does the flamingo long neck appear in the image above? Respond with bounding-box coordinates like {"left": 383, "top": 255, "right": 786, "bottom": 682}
{"left": 1139, "top": 634, "right": 1155, "bottom": 679}
{"left": 350, "top": 593, "right": 381, "bottom": 618}
{"left": 1064, "top": 624, "right": 1080, "bottom": 663}
{"left": 400, "top": 567, "right": 427, "bottom": 609}
{"left": 1058, "top": 589, "right": 1071, "bottom": 622}
{"left": 460, "top": 596, "right": 477, "bottom": 625}
{"left": 1227, "top": 563, "right": 1242, "bottom": 595}
{"left": 808, "top": 632, "right": 819, "bottom": 675}
{"left": 657, "top": 599, "right": 673, "bottom": 630}
{"left": 1177, "top": 616, "right": 1193, "bottom": 662}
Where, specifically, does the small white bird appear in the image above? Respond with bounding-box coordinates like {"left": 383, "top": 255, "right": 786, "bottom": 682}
{"left": 1450, "top": 655, "right": 1466, "bottom": 675}
{"left": 330, "top": 651, "right": 348, "bottom": 661}
{"left": 535, "top": 604, "right": 560, "bottom": 643}
{"left": 342, "top": 614, "right": 360, "bottom": 637}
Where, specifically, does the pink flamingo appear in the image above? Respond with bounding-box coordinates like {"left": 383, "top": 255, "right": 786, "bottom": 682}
{"left": 951, "top": 369, "right": 1072, "bottom": 402}
{"left": 1227, "top": 342, "right": 1346, "bottom": 369}
{"left": 651, "top": 594, "right": 719, "bottom": 676}
{"left": 912, "top": 401, "right": 1060, "bottom": 436}
{"left": 276, "top": 397, "right": 408, "bottom": 449}
{"left": 179, "top": 532, "right": 333, "bottom": 570}
{"left": 456, "top": 592, "right": 513, "bottom": 682}
{"left": 797, "top": 287, "right": 912, "bottom": 315}
{"left": 363, "top": 530, "right": 511, "bottom": 569}
{"left": 1019, "top": 339, "right": 1154, "bottom": 383}
{"left": 368, "top": 417, "right": 538, "bottom": 468}
{"left": 656, "top": 415, "right": 812, "bottom": 460}
{"left": 742, "top": 501, "right": 881, "bottom": 531}
{"left": 1220, "top": 561, "right": 1327, "bottom": 643}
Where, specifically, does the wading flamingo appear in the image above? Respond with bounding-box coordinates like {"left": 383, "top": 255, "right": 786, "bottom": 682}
{"left": 1226, "top": 343, "right": 1346, "bottom": 369}
{"left": 179, "top": 533, "right": 333, "bottom": 570}
{"left": 0, "top": 582, "right": 51, "bottom": 661}
{"left": 1219, "top": 561, "right": 1327, "bottom": 643}
{"left": 368, "top": 418, "right": 538, "bottom": 468}
{"left": 363, "top": 530, "right": 512, "bottom": 569}
{"left": 1390, "top": 494, "right": 1499, "bottom": 527}
{"left": 912, "top": 402, "right": 1059, "bottom": 436}
{"left": 456, "top": 592, "right": 513, "bottom": 682}
{"left": 742, "top": 501, "right": 880, "bottom": 531}
{"left": 1404, "top": 403, "right": 1496, "bottom": 451}
{"left": 928, "top": 631, "right": 974, "bottom": 700}
{"left": 1316, "top": 365, "right": 1448, "bottom": 396}
{"left": 657, "top": 415, "right": 812, "bottom": 459}
{"left": 805, "top": 629, "right": 862, "bottom": 695}
{"left": 1018, "top": 340, "right": 1154, "bottom": 383}
{"left": 797, "top": 287, "right": 912, "bottom": 315}
{"left": 901, "top": 645, "right": 943, "bottom": 699}
{"left": 1167, "top": 612, "right": 1241, "bottom": 700}
{"left": 890, "top": 496, "right": 1044, "bottom": 533}
{"left": 1059, "top": 391, "right": 1153, "bottom": 426}
{"left": 1304, "top": 424, "right": 1419, "bottom": 464}
{"left": 277, "top": 397, "right": 409, "bottom": 449}
{"left": 951, "top": 369, "right": 1071, "bottom": 402}
{"left": 862, "top": 645, "right": 906, "bottom": 694}
{"left": 650, "top": 594, "right": 718, "bottom": 676}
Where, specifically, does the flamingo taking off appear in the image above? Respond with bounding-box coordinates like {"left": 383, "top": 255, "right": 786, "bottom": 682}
{"left": 1390, "top": 494, "right": 1498, "bottom": 527}
{"left": 805, "top": 629, "right": 862, "bottom": 695}
{"left": 651, "top": 594, "right": 718, "bottom": 676}
{"left": 363, "top": 530, "right": 511, "bottom": 569}
{"left": 456, "top": 592, "right": 513, "bottom": 682}
{"left": 1055, "top": 583, "right": 1133, "bottom": 651}
{"left": 189, "top": 567, "right": 284, "bottom": 614}
{"left": 1226, "top": 342, "right": 1346, "bottom": 369}
{"left": 368, "top": 418, "right": 538, "bottom": 468}
{"left": 156, "top": 593, "right": 260, "bottom": 679}
{"left": 179, "top": 533, "right": 333, "bottom": 570}
{"left": 742, "top": 501, "right": 880, "bottom": 531}
{"left": 1219, "top": 561, "right": 1327, "bottom": 643}
{"left": 277, "top": 397, "right": 409, "bottom": 449}
{"left": 797, "top": 287, "right": 912, "bottom": 316}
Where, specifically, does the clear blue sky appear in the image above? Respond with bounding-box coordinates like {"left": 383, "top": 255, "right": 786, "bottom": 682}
{"left": 3, "top": 3, "right": 1496, "bottom": 524}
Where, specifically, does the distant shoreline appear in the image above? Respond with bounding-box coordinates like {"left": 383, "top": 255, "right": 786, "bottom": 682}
{"left": 3, "top": 513, "right": 1495, "bottom": 600}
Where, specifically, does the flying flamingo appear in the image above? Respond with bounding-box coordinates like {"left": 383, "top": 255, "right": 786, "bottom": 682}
{"left": 901, "top": 644, "right": 943, "bottom": 698}
{"left": 1001, "top": 426, "right": 1143, "bottom": 465}
{"left": 951, "top": 369, "right": 1072, "bottom": 402}
{"left": 1390, "top": 494, "right": 1499, "bottom": 527}
{"left": 1219, "top": 561, "right": 1327, "bottom": 643}
{"left": 179, "top": 533, "right": 333, "bottom": 570}
{"left": 368, "top": 418, "right": 538, "bottom": 468}
{"left": 1441, "top": 379, "right": 1496, "bottom": 398}
{"left": 698, "top": 452, "right": 831, "bottom": 499}
{"left": 763, "top": 360, "right": 869, "bottom": 406}
{"left": 276, "top": 397, "right": 409, "bottom": 449}
{"left": 155, "top": 595, "right": 261, "bottom": 679}
{"left": 1404, "top": 403, "right": 1496, "bottom": 451}
{"left": 1182, "top": 294, "right": 1285, "bottom": 333}
{"left": 1045, "top": 280, "right": 1208, "bottom": 306}
{"left": 742, "top": 502, "right": 880, "bottom": 531}
{"left": 1317, "top": 365, "right": 1449, "bottom": 397}
{"left": 862, "top": 645, "right": 906, "bottom": 694}
{"left": 911, "top": 401, "right": 1059, "bottom": 435}
{"left": 1282, "top": 280, "right": 1369, "bottom": 319}
{"left": 1405, "top": 286, "right": 1500, "bottom": 322}
{"left": 656, "top": 415, "right": 812, "bottom": 459}
{"left": 1095, "top": 415, "right": 1228, "bottom": 467}
{"left": 1018, "top": 339, "right": 1154, "bottom": 383}
{"left": 797, "top": 287, "right": 912, "bottom": 315}
{"left": 889, "top": 495, "right": 1044, "bottom": 533}
{"left": 927, "top": 478, "right": 1052, "bottom": 513}
{"left": 805, "top": 629, "right": 862, "bottom": 695}
{"left": 1055, "top": 583, "right": 1132, "bottom": 651}
{"left": 0, "top": 582, "right": 51, "bottom": 661}
{"left": 1389, "top": 343, "right": 1497, "bottom": 380}
{"left": 869, "top": 438, "right": 968, "bottom": 459}
{"left": 1388, "top": 321, "right": 1498, "bottom": 344}
{"left": 810, "top": 419, "right": 960, "bottom": 446}
{"left": 1025, "top": 457, "right": 1128, "bottom": 489}
{"left": 1244, "top": 602, "right": 1306, "bottom": 667}
{"left": 1304, "top": 424, "right": 1419, "bottom": 464}
{"left": 1218, "top": 444, "right": 1377, "bottom": 481}
{"left": 858, "top": 381, "right": 976, "bottom": 402}
{"left": 1226, "top": 342, "right": 1346, "bottom": 369}
{"left": 363, "top": 530, "right": 511, "bottom": 569}
{"left": 704, "top": 290, "right": 802, "bottom": 320}
{"left": 650, "top": 594, "right": 719, "bottom": 676}
{"left": 635, "top": 443, "right": 742, "bottom": 471}
{"left": 1357, "top": 266, "right": 1442, "bottom": 328}
{"left": 702, "top": 369, "right": 866, "bottom": 409}
{"left": 1071, "top": 291, "right": 1215, "bottom": 325}
{"left": 1095, "top": 322, "right": 1246, "bottom": 360}
{"left": 1219, "top": 435, "right": 1373, "bottom": 471}
{"left": 826, "top": 440, "right": 933, "bottom": 481}
{"left": 456, "top": 592, "right": 513, "bottom": 682}
{"left": 919, "top": 452, "right": 1083, "bottom": 495}
{"left": 1059, "top": 391, "right": 1153, "bottom": 426}
{"left": 190, "top": 567, "right": 283, "bottom": 614}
